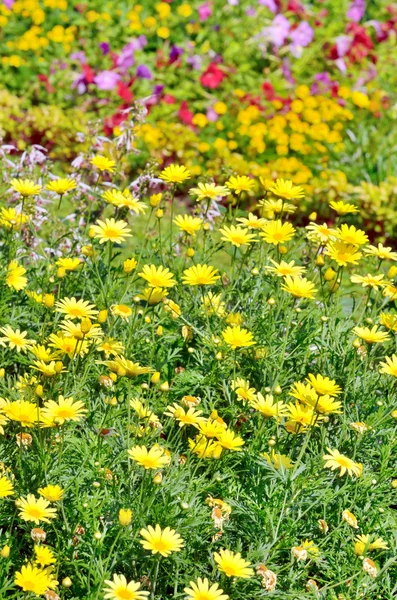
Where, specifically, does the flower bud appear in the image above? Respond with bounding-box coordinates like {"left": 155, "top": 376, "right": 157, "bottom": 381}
{"left": 324, "top": 268, "right": 336, "bottom": 281}
{"left": 151, "top": 371, "right": 161, "bottom": 384}
{"left": 278, "top": 245, "right": 287, "bottom": 255}
{"left": 62, "top": 577, "right": 72, "bottom": 588}
{"left": 308, "top": 212, "right": 317, "bottom": 221}
{"left": 80, "top": 317, "right": 92, "bottom": 334}
{"left": 156, "top": 326, "right": 163, "bottom": 336}
{"left": 153, "top": 472, "right": 163, "bottom": 485}
{"left": 57, "top": 267, "right": 66, "bottom": 279}
{"left": 267, "top": 297, "right": 276, "bottom": 306}
{"left": 159, "top": 381, "right": 169, "bottom": 391}
{"left": 1, "top": 545, "right": 10, "bottom": 558}
{"left": 35, "top": 384, "right": 44, "bottom": 397}
{"left": 54, "top": 361, "right": 64, "bottom": 373}
{"left": 274, "top": 385, "right": 282, "bottom": 395}
{"left": 388, "top": 266, "right": 397, "bottom": 279}
{"left": 150, "top": 193, "right": 162, "bottom": 207}
{"left": 97, "top": 309, "right": 108, "bottom": 323}
{"left": 187, "top": 248, "right": 195, "bottom": 257}
{"left": 43, "top": 294, "right": 55, "bottom": 308}
{"left": 81, "top": 244, "right": 94, "bottom": 257}
{"left": 118, "top": 508, "right": 132, "bottom": 526}
{"left": 124, "top": 258, "right": 137, "bottom": 273}
{"left": 316, "top": 255, "right": 325, "bottom": 267}
{"left": 155, "top": 208, "right": 164, "bottom": 219}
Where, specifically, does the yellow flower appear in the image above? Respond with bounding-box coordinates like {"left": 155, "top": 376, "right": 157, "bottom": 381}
{"left": 34, "top": 544, "right": 56, "bottom": 566}
{"left": 222, "top": 325, "right": 255, "bottom": 349}
{"left": 350, "top": 273, "right": 385, "bottom": 289}
{"left": 260, "top": 220, "right": 295, "bottom": 245}
{"left": 214, "top": 549, "right": 253, "bottom": 578}
{"left": 225, "top": 175, "right": 255, "bottom": 195}
{"left": 103, "top": 573, "right": 149, "bottom": 600}
{"left": 354, "top": 534, "right": 389, "bottom": 556}
{"left": 15, "top": 564, "right": 53, "bottom": 595}
{"left": 260, "top": 198, "right": 296, "bottom": 219}
{"left": 90, "top": 156, "right": 116, "bottom": 172}
{"left": 305, "top": 374, "right": 342, "bottom": 397}
{"left": 231, "top": 378, "right": 257, "bottom": 403}
{"left": 6, "top": 261, "right": 27, "bottom": 291}
{"left": 103, "top": 189, "right": 146, "bottom": 214}
{"left": 198, "top": 418, "right": 226, "bottom": 438}
{"left": 251, "top": 393, "right": 287, "bottom": 419}
{"left": 285, "top": 402, "right": 322, "bottom": 433}
{"left": 342, "top": 509, "right": 359, "bottom": 529}
{"left": 201, "top": 292, "right": 226, "bottom": 317}
{"left": 184, "top": 578, "right": 229, "bottom": 600}
{"left": 364, "top": 243, "right": 397, "bottom": 261}
{"left": 18, "top": 494, "right": 57, "bottom": 524}
{"left": 0, "top": 475, "right": 14, "bottom": 497}
{"left": 111, "top": 304, "right": 133, "bottom": 320}
{"left": 265, "top": 259, "right": 305, "bottom": 277}
{"left": 128, "top": 445, "right": 171, "bottom": 469}
{"left": 159, "top": 164, "right": 191, "bottom": 184}
{"left": 138, "top": 264, "right": 176, "bottom": 288}
{"left": 268, "top": 179, "right": 304, "bottom": 201}
{"left": 140, "top": 524, "right": 184, "bottom": 557}
{"left": 188, "top": 435, "right": 223, "bottom": 458}
{"left": 353, "top": 325, "right": 389, "bottom": 344}
{"left": 121, "top": 259, "right": 137, "bottom": 275}
{"left": 91, "top": 218, "right": 132, "bottom": 244}
{"left": 47, "top": 178, "right": 77, "bottom": 195}
{"left": 41, "top": 396, "right": 87, "bottom": 426}
{"left": 306, "top": 222, "right": 337, "bottom": 244}
{"left": 336, "top": 224, "right": 368, "bottom": 247}
{"left": 325, "top": 241, "right": 362, "bottom": 266}
{"left": 236, "top": 213, "right": 268, "bottom": 229}
{"left": 219, "top": 225, "right": 257, "bottom": 247}
{"left": 31, "top": 360, "right": 65, "bottom": 377}
{"left": 0, "top": 326, "right": 33, "bottom": 352}
{"left": 379, "top": 354, "right": 397, "bottom": 376}
{"left": 281, "top": 275, "right": 317, "bottom": 299}
{"left": 56, "top": 257, "right": 82, "bottom": 272}
{"left": 164, "top": 403, "right": 204, "bottom": 427}
{"left": 102, "top": 356, "right": 153, "bottom": 377}
{"left": 329, "top": 200, "right": 359, "bottom": 215}
{"left": 216, "top": 429, "right": 245, "bottom": 451}
{"left": 182, "top": 264, "right": 220, "bottom": 286}
{"left": 38, "top": 485, "right": 64, "bottom": 502}
{"left": 263, "top": 450, "right": 294, "bottom": 470}
{"left": 323, "top": 448, "right": 362, "bottom": 477}
{"left": 139, "top": 287, "right": 169, "bottom": 304}
{"left": 10, "top": 178, "right": 42, "bottom": 196}
{"left": 3, "top": 398, "right": 40, "bottom": 426}
{"left": 55, "top": 297, "right": 97, "bottom": 320}
{"left": 189, "top": 182, "right": 230, "bottom": 201}
{"left": 174, "top": 214, "right": 203, "bottom": 235}
{"left": 380, "top": 313, "right": 397, "bottom": 331}
{"left": 0, "top": 207, "right": 28, "bottom": 229}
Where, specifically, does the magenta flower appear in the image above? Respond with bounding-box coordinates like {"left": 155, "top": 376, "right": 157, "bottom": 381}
{"left": 290, "top": 22, "right": 314, "bottom": 56}
{"left": 261, "top": 14, "right": 290, "bottom": 48}
{"left": 136, "top": 64, "right": 152, "bottom": 79}
{"left": 347, "top": 0, "right": 365, "bottom": 22}
{"left": 198, "top": 2, "right": 212, "bottom": 21}
{"left": 258, "top": 0, "right": 277, "bottom": 11}
{"left": 94, "top": 71, "right": 121, "bottom": 90}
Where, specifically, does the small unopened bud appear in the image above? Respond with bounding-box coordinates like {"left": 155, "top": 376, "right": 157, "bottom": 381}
{"left": 80, "top": 318, "right": 92, "bottom": 334}
{"left": 159, "top": 381, "right": 169, "bottom": 392}
{"left": 62, "top": 577, "right": 72, "bottom": 588}
{"left": 153, "top": 472, "right": 163, "bottom": 485}
{"left": 274, "top": 385, "right": 282, "bottom": 395}
{"left": 118, "top": 508, "right": 132, "bottom": 526}
{"left": 0, "top": 545, "right": 10, "bottom": 558}
{"left": 97, "top": 309, "right": 108, "bottom": 323}
{"left": 267, "top": 297, "right": 276, "bottom": 306}
{"left": 316, "top": 255, "right": 325, "bottom": 267}
{"left": 187, "top": 248, "right": 195, "bottom": 257}
{"left": 278, "top": 245, "right": 287, "bottom": 255}
{"left": 93, "top": 531, "right": 102, "bottom": 540}
{"left": 54, "top": 361, "right": 64, "bottom": 373}
{"left": 43, "top": 294, "right": 55, "bottom": 308}
{"left": 155, "top": 208, "right": 164, "bottom": 219}
{"left": 57, "top": 267, "right": 66, "bottom": 279}
{"left": 151, "top": 371, "right": 161, "bottom": 384}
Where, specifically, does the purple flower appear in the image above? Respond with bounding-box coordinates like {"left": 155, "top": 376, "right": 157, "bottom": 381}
{"left": 71, "top": 74, "right": 87, "bottom": 94}
{"left": 206, "top": 107, "right": 218, "bottom": 122}
{"left": 136, "top": 64, "right": 152, "bottom": 79}
{"left": 198, "top": 2, "right": 212, "bottom": 21}
{"left": 258, "top": 0, "right": 277, "bottom": 11}
{"left": 94, "top": 71, "right": 121, "bottom": 90}
{"left": 70, "top": 51, "right": 87, "bottom": 64}
{"left": 153, "top": 84, "right": 165, "bottom": 96}
{"left": 246, "top": 7, "right": 256, "bottom": 16}
{"left": 290, "top": 22, "right": 314, "bottom": 57}
{"left": 187, "top": 55, "right": 203, "bottom": 70}
{"left": 335, "top": 58, "right": 347, "bottom": 73}
{"left": 170, "top": 45, "right": 184, "bottom": 62}
{"left": 335, "top": 35, "right": 351, "bottom": 57}
{"left": 228, "top": 0, "right": 239, "bottom": 5}
{"left": 347, "top": 0, "right": 365, "bottom": 22}
{"left": 311, "top": 72, "right": 332, "bottom": 95}
{"left": 261, "top": 14, "right": 290, "bottom": 48}
{"left": 99, "top": 42, "right": 110, "bottom": 55}
{"left": 282, "top": 59, "right": 295, "bottom": 84}
{"left": 3, "top": 0, "right": 14, "bottom": 9}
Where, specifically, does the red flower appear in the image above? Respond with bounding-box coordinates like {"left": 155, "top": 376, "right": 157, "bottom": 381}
{"left": 117, "top": 81, "right": 133, "bottom": 103}
{"left": 178, "top": 101, "right": 194, "bottom": 125}
{"left": 200, "top": 63, "right": 225, "bottom": 89}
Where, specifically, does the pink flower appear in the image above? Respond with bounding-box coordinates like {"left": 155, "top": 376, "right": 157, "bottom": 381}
{"left": 347, "top": 0, "right": 365, "bottom": 23}
{"left": 261, "top": 14, "right": 290, "bottom": 48}
{"left": 94, "top": 71, "right": 121, "bottom": 90}
{"left": 290, "top": 21, "right": 314, "bottom": 56}
{"left": 198, "top": 2, "right": 212, "bottom": 21}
